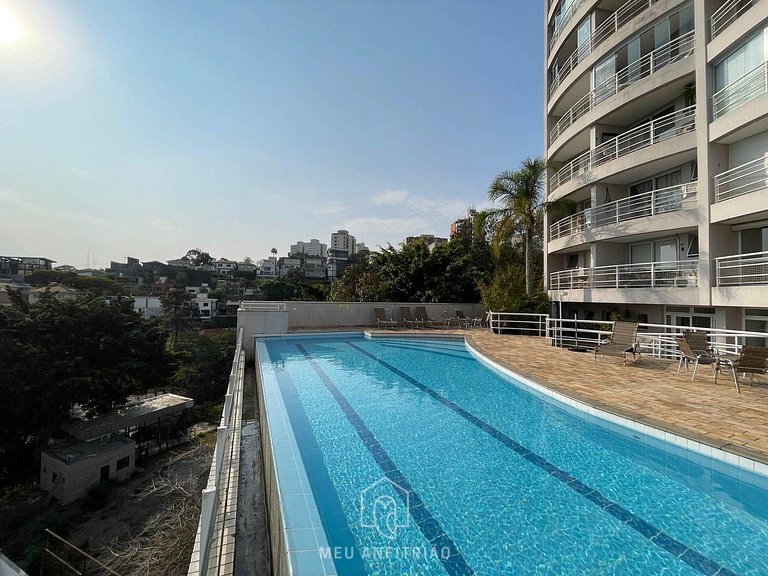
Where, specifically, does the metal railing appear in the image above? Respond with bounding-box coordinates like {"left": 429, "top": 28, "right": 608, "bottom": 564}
{"left": 711, "top": 0, "right": 756, "bottom": 38}
{"left": 543, "top": 318, "right": 767, "bottom": 358}
{"left": 549, "top": 182, "right": 697, "bottom": 240}
{"left": 550, "top": 260, "right": 699, "bottom": 290}
{"left": 238, "top": 301, "right": 287, "bottom": 311}
{"left": 714, "top": 156, "right": 768, "bottom": 202}
{"left": 550, "top": 105, "right": 696, "bottom": 191}
{"left": 712, "top": 61, "right": 768, "bottom": 119}
{"left": 716, "top": 250, "right": 768, "bottom": 285}
{"left": 488, "top": 312, "right": 549, "bottom": 336}
{"left": 191, "top": 327, "right": 245, "bottom": 576}
{"left": 550, "top": 31, "right": 695, "bottom": 143}
{"left": 550, "top": 0, "right": 590, "bottom": 49}
{"left": 550, "top": 0, "right": 660, "bottom": 96}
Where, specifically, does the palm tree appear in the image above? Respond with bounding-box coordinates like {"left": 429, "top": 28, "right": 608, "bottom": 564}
{"left": 487, "top": 157, "right": 569, "bottom": 294}
{"left": 270, "top": 248, "right": 277, "bottom": 257}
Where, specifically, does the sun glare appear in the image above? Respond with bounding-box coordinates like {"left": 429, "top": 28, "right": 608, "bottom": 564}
{"left": 0, "top": 4, "right": 24, "bottom": 45}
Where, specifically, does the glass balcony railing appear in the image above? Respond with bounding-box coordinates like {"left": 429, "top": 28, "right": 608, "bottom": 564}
{"left": 550, "top": 260, "right": 699, "bottom": 290}
{"left": 712, "top": 61, "right": 768, "bottom": 119}
{"left": 550, "top": 0, "right": 661, "bottom": 96}
{"left": 550, "top": 105, "right": 696, "bottom": 192}
{"left": 716, "top": 250, "right": 768, "bottom": 285}
{"left": 550, "top": 31, "right": 694, "bottom": 144}
{"left": 549, "top": 181, "right": 697, "bottom": 240}
{"left": 714, "top": 156, "right": 768, "bottom": 202}
{"left": 711, "top": 0, "right": 756, "bottom": 38}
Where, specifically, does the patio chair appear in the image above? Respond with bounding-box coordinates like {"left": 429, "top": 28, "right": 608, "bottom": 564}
{"left": 414, "top": 306, "right": 437, "bottom": 329}
{"left": 455, "top": 310, "right": 473, "bottom": 329}
{"left": 715, "top": 346, "right": 768, "bottom": 394}
{"left": 675, "top": 334, "right": 718, "bottom": 380}
{"left": 374, "top": 308, "right": 397, "bottom": 330}
{"left": 400, "top": 307, "right": 424, "bottom": 329}
{"left": 594, "top": 321, "right": 640, "bottom": 365}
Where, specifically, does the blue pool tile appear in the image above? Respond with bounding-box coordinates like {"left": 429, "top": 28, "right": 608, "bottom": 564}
{"left": 625, "top": 516, "right": 660, "bottom": 539}
{"left": 288, "top": 550, "right": 326, "bottom": 576}
{"left": 286, "top": 528, "right": 319, "bottom": 552}
{"left": 679, "top": 549, "right": 735, "bottom": 576}
{"left": 603, "top": 504, "right": 634, "bottom": 523}
{"left": 652, "top": 532, "right": 688, "bottom": 558}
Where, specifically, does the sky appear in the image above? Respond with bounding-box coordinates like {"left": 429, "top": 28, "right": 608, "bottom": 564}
{"left": 0, "top": 0, "right": 544, "bottom": 268}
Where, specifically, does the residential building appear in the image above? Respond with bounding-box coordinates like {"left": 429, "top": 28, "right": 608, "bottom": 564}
{"left": 279, "top": 257, "right": 301, "bottom": 277}
{"left": 0, "top": 256, "right": 56, "bottom": 277}
{"left": 27, "top": 283, "right": 84, "bottom": 304}
{"left": 326, "top": 248, "right": 350, "bottom": 281}
{"left": 355, "top": 242, "right": 370, "bottom": 254}
{"left": 330, "top": 229, "right": 356, "bottom": 254}
{"left": 290, "top": 239, "right": 327, "bottom": 257}
{"left": 544, "top": 0, "right": 768, "bottom": 336}
{"left": 167, "top": 257, "right": 193, "bottom": 269}
{"left": 258, "top": 257, "right": 278, "bottom": 278}
{"left": 195, "top": 292, "right": 218, "bottom": 319}
{"left": 404, "top": 234, "right": 448, "bottom": 251}
{"left": 131, "top": 296, "right": 162, "bottom": 319}
{"left": 213, "top": 258, "right": 237, "bottom": 279}
{"left": 303, "top": 256, "right": 327, "bottom": 279}
{"left": 450, "top": 218, "right": 471, "bottom": 238}
{"left": 238, "top": 261, "right": 257, "bottom": 273}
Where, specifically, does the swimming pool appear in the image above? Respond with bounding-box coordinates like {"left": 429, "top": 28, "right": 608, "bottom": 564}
{"left": 256, "top": 334, "right": 768, "bottom": 575}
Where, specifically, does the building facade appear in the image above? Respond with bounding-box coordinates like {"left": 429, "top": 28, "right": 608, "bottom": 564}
{"left": 0, "top": 256, "right": 56, "bottom": 277}
{"left": 290, "top": 239, "right": 328, "bottom": 257}
{"left": 544, "top": 0, "right": 768, "bottom": 338}
{"left": 330, "top": 230, "right": 357, "bottom": 254}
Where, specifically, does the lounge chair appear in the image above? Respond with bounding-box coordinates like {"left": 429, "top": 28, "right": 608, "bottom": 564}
{"left": 414, "top": 306, "right": 437, "bottom": 329}
{"left": 716, "top": 346, "right": 768, "bottom": 394}
{"left": 400, "top": 307, "right": 424, "bottom": 329}
{"left": 675, "top": 334, "right": 718, "bottom": 380}
{"left": 594, "top": 321, "right": 640, "bottom": 365}
{"left": 374, "top": 308, "right": 397, "bottom": 330}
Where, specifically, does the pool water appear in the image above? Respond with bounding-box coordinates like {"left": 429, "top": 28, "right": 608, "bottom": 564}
{"left": 259, "top": 335, "right": 768, "bottom": 575}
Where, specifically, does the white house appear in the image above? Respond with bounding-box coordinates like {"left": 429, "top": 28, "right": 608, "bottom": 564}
{"left": 132, "top": 296, "right": 162, "bottom": 319}
{"left": 195, "top": 292, "right": 218, "bottom": 318}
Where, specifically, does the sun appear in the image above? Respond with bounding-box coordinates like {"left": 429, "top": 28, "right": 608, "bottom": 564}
{"left": 0, "top": 4, "right": 23, "bottom": 45}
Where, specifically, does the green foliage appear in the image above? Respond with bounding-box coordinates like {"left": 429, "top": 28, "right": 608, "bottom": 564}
{"left": 24, "top": 270, "right": 77, "bottom": 286}
{"left": 170, "top": 331, "right": 235, "bottom": 402}
{"left": 478, "top": 266, "right": 551, "bottom": 313}
{"left": 185, "top": 248, "right": 214, "bottom": 267}
{"left": 0, "top": 295, "right": 172, "bottom": 463}
{"left": 260, "top": 279, "right": 296, "bottom": 300}
{"left": 161, "top": 289, "right": 199, "bottom": 343}
{"left": 69, "top": 275, "right": 123, "bottom": 295}
{"left": 188, "top": 402, "right": 225, "bottom": 425}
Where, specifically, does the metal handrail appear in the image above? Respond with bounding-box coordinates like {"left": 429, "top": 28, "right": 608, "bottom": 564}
{"left": 549, "top": 181, "right": 697, "bottom": 240}
{"left": 716, "top": 250, "right": 768, "bottom": 286}
{"left": 487, "top": 312, "right": 549, "bottom": 337}
{"left": 550, "top": 31, "right": 694, "bottom": 144}
{"left": 714, "top": 156, "right": 768, "bottom": 202}
{"left": 711, "top": 0, "right": 756, "bottom": 38}
{"left": 712, "top": 61, "right": 768, "bottom": 119}
{"left": 550, "top": 0, "right": 590, "bottom": 49}
{"left": 550, "top": 260, "right": 699, "bottom": 290}
{"left": 550, "top": 0, "right": 659, "bottom": 96}
{"left": 550, "top": 105, "right": 696, "bottom": 192}
{"left": 238, "top": 301, "right": 288, "bottom": 311}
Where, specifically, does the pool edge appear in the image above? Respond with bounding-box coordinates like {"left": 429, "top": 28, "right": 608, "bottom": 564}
{"left": 463, "top": 335, "right": 768, "bottom": 478}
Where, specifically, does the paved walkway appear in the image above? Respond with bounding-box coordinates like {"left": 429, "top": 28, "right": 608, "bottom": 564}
{"left": 365, "top": 327, "right": 768, "bottom": 465}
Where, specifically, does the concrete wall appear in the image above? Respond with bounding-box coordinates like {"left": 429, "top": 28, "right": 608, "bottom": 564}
{"left": 0, "top": 555, "right": 29, "bottom": 576}
{"left": 40, "top": 439, "right": 135, "bottom": 504}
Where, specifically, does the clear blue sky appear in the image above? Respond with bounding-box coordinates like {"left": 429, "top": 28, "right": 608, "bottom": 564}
{"left": 0, "top": 0, "right": 544, "bottom": 267}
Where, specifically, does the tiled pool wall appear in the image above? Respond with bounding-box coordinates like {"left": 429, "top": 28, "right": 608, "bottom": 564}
{"left": 462, "top": 338, "right": 768, "bottom": 480}
{"left": 255, "top": 338, "right": 338, "bottom": 576}
{"left": 255, "top": 331, "right": 768, "bottom": 576}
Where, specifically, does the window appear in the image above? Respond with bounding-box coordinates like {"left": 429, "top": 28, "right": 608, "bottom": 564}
{"left": 745, "top": 309, "right": 768, "bottom": 346}
{"left": 714, "top": 32, "right": 765, "bottom": 91}
{"left": 687, "top": 234, "right": 699, "bottom": 257}
{"left": 567, "top": 254, "right": 579, "bottom": 269}
{"left": 740, "top": 226, "right": 768, "bottom": 254}
{"left": 116, "top": 456, "right": 130, "bottom": 471}
{"left": 630, "top": 242, "right": 652, "bottom": 263}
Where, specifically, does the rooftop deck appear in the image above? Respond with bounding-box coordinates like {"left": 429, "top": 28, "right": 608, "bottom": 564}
{"left": 367, "top": 328, "right": 768, "bottom": 465}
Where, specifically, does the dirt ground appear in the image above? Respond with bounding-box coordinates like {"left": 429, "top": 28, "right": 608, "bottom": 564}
{"left": 0, "top": 434, "right": 215, "bottom": 576}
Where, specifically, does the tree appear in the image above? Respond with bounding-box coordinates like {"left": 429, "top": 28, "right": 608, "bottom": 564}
{"left": 0, "top": 295, "right": 171, "bottom": 467}
{"left": 270, "top": 248, "right": 277, "bottom": 257}
{"left": 185, "top": 249, "right": 213, "bottom": 267}
{"left": 53, "top": 265, "right": 78, "bottom": 273}
{"left": 161, "top": 289, "right": 199, "bottom": 344}
{"left": 487, "top": 157, "right": 570, "bottom": 294}
{"left": 243, "top": 256, "right": 253, "bottom": 264}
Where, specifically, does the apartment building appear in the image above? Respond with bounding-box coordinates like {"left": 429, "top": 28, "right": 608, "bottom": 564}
{"left": 330, "top": 229, "right": 356, "bottom": 254}
{"left": 544, "top": 0, "right": 768, "bottom": 338}
{"left": 290, "top": 239, "right": 328, "bottom": 257}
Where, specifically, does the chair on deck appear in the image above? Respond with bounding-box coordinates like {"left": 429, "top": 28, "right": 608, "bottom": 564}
{"left": 400, "top": 307, "right": 424, "bottom": 329}
{"left": 674, "top": 334, "right": 718, "bottom": 380}
{"left": 455, "top": 310, "right": 473, "bottom": 329}
{"left": 414, "top": 306, "right": 437, "bottom": 329}
{"left": 374, "top": 308, "right": 397, "bottom": 330}
{"left": 594, "top": 321, "right": 640, "bottom": 365}
{"left": 716, "top": 346, "right": 768, "bottom": 394}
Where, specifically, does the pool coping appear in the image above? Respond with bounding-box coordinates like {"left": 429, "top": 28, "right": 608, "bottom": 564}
{"left": 255, "top": 331, "right": 768, "bottom": 576}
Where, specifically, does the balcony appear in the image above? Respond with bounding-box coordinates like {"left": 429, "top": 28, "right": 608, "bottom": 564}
{"left": 550, "top": 31, "right": 695, "bottom": 145}
{"left": 550, "top": 105, "right": 696, "bottom": 192}
{"left": 716, "top": 251, "right": 768, "bottom": 285}
{"left": 711, "top": 0, "right": 757, "bottom": 38}
{"left": 712, "top": 61, "right": 768, "bottom": 119}
{"left": 550, "top": 260, "right": 699, "bottom": 290}
{"left": 714, "top": 156, "right": 768, "bottom": 202}
{"left": 550, "top": 0, "right": 661, "bottom": 96}
{"left": 550, "top": 0, "right": 590, "bottom": 50}
{"left": 549, "top": 182, "right": 697, "bottom": 240}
